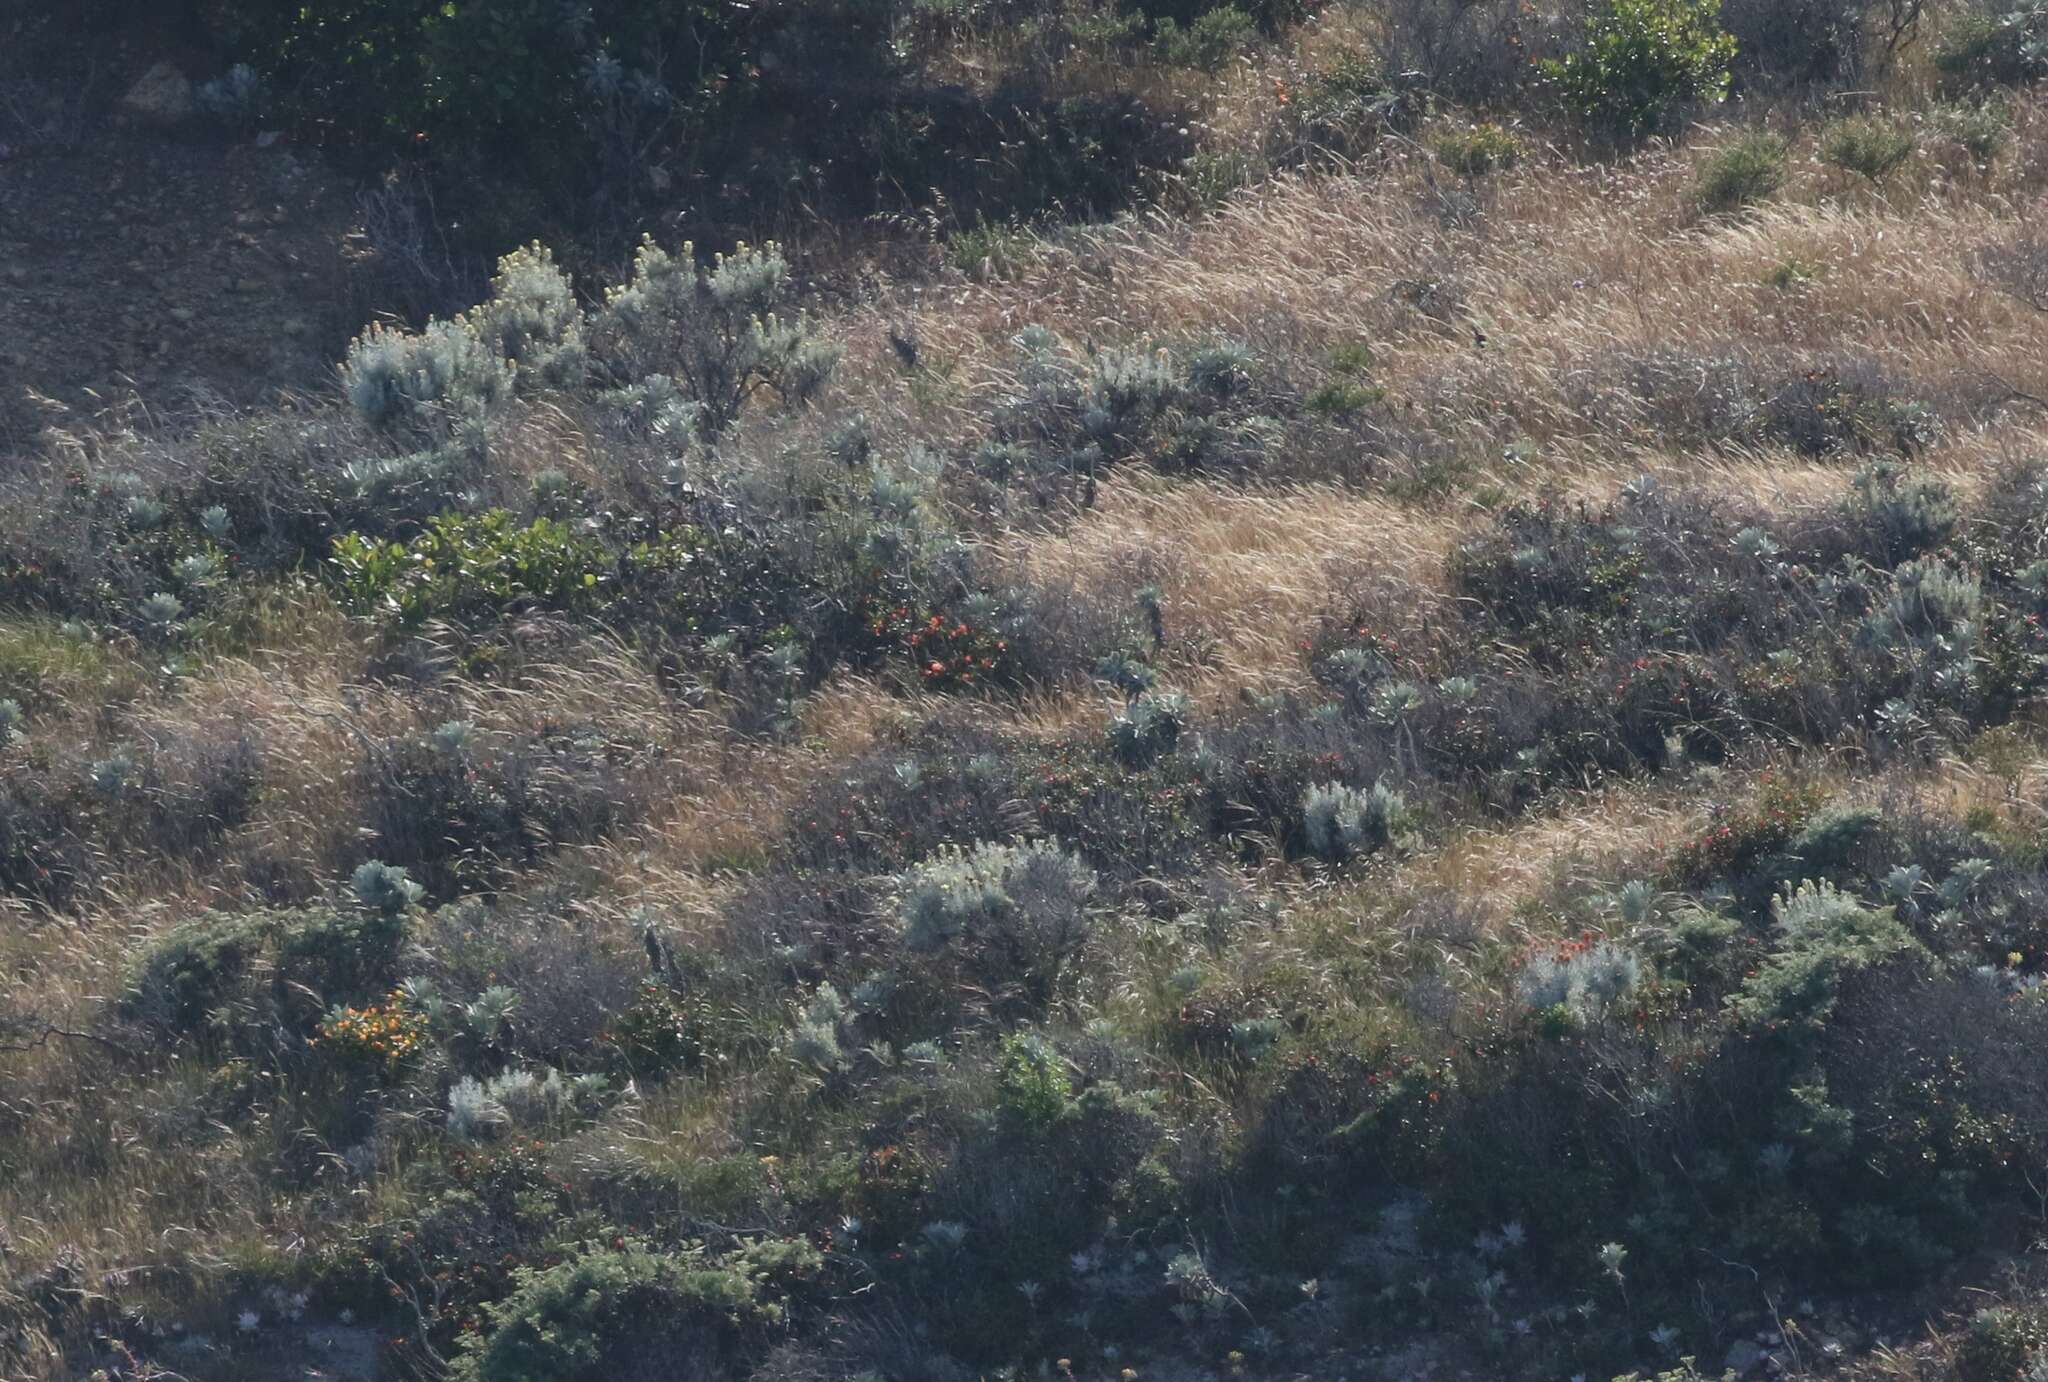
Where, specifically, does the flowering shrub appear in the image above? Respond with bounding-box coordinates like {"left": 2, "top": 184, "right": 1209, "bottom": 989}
{"left": 317, "top": 992, "right": 431, "bottom": 1078}
{"left": 868, "top": 604, "right": 1012, "bottom": 689}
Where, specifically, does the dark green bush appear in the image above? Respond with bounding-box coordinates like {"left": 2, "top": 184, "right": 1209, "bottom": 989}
{"left": 1543, "top": 0, "right": 1737, "bottom": 142}
{"left": 125, "top": 898, "right": 413, "bottom": 1040}
{"left": 1153, "top": 5, "right": 1258, "bottom": 70}
{"left": 1819, "top": 114, "right": 1917, "bottom": 180}
{"left": 1934, "top": 4, "right": 2048, "bottom": 89}
{"left": 359, "top": 723, "right": 646, "bottom": 899}
{"left": 447, "top": 1236, "right": 822, "bottom": 1382}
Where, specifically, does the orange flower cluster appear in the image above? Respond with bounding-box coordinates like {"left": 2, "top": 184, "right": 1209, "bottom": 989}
{"left": 317, "top": 991, "right": 430, "bottom": 1074}
{"left": 868, "top": 605, "right": 1009, "bottom": 689}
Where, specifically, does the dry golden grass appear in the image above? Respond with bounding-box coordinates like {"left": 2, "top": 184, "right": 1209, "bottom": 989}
{"left": 993, "top": 473, "right": 1454, "bottom": 717}
{"left": 834, "top": 101, "right": 2048, "bottom": 497}
{"left": 8, "top": 77, "right": 2048, "bottom": 1375}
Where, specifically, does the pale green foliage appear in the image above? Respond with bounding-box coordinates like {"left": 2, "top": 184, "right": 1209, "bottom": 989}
{"left": 446, "top": 1065, "right": 602, "bottom": 1141}
{"left": 1879, "top": 557, "right": 1982, "bottom": 641}
{"left": 342, "top": 316, "right": 513, "bottom": 432}
{"left": 595, "top": 238, "right": 840, "bottom": 438}
{"left": 1107, "top": 689, "right": 1189, "bottom": 766}
{"left": 351, "top": 860, "right": 424, "bottom": 917}
{"left": 473, "top": 242, "right": 588, "bottom": 391}
{"left": 898, "top": 840, "right": 1097, "bottom": 1000}
{"left": 1518, "top": 940, "right": 1644, "bottom": 1019}
{"left": 1301, "top": 781, "right": 1406, "bottom": 862}
{"left": 788, "top": 982, "right": 852, "bottom": 1073}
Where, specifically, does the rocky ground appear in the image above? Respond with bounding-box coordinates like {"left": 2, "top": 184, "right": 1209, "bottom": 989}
{"left": 0, "top": 28, "right": 364, "bottom": 449}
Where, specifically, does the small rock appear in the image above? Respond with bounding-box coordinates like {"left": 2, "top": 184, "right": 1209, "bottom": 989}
{"left": 121, "top": 63, "right": 195, "bottom": 123}
{"left": 170, "top": 307, "right": 194, "bottom": 323}
{"left": 232, "top": 277, "right": 263, "bottom": 294}
{"left": 254, "top": 130, "right": 284, "bottom": 149}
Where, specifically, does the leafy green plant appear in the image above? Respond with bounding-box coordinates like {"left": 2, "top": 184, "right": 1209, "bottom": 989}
{"left": 1930, "top": 99, "right": 2011, "bottom": 164}
{"left": 1543, "top": 0, "right": 1737, "bottom": 141}
{"left": 330, "top": 510, "right": 615, "bottom": 631}
{"left": 994, "top": 1031, "right": 1075, "bottom": 1131}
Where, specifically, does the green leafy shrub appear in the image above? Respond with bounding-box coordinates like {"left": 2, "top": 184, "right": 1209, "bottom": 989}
{"left": 1930, "top": 99, "right": 2011, "bottom": 163}
{"left": 330, "top": 510, "right": 615, "bottom": 632}
{"left": 1154, "top": 5, "right": 1258, "bottom": 70}
{"left": 1693, "top": 130, "right": 1789, "bottom": 212}
{"left": 1728, "top": 880, "right": 1919, "bottom": 1030}
{"left": 126, "top": 898, "right": 412, "bottom": 1040}
{"left": 1430, "top": 121, "right": 1527, "bottom": 175}
{"left": 447, "top": 1236, "right": 821, "bottom": 1382}
{"left": 994, "top": 1031, "right": 1075, "bottom": 1131}
{"left": 1819, "top": 114, "right": 1917, "bottom": 180}
{"left": 1543, "top": 0, "right": 1737, "bottom": 141}
{"left": 1955, "top": 1305, "right": 2048, "bottom": 1382}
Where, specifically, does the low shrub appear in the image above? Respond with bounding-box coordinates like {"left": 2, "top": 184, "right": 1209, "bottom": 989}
{"left": 1819, "top": 114, "right": 1917, "bottom": 180}
{"left": 358, "top": 723, "right": 646, "bottom": 899}
{"left": 1430, "top": 122, "right": 1526, "bottom": 175}
{"left": 447, "top": 1236, "right": 822, "bottom": 1382}
{"left": 1300, "top": 780, "right": 1407, "bottom": 862}
{"left": 1930, "top": 99, "right": 2012, "bottom": 163}
{"left": 1693, "top": 130, "right": 1789, "bottom": 212}
{"left": 1154, "top": 6, "right": 1258, "bottom": 70}
{"left": 125, "top": 884, "right": 417, "bottom": 1042}
{"left": 342, "top": 316, "right": 512, "bottom": 435}
{"left": 593, "top": 239, "right": 840, "bottom": 440}
{"left": 898, "top": 839, "right": 1099, "bottom": 1011}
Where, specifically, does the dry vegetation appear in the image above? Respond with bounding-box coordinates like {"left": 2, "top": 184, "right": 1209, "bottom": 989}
{"left": 6, "top": 0, "right": 2048, "bottom": 1379}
